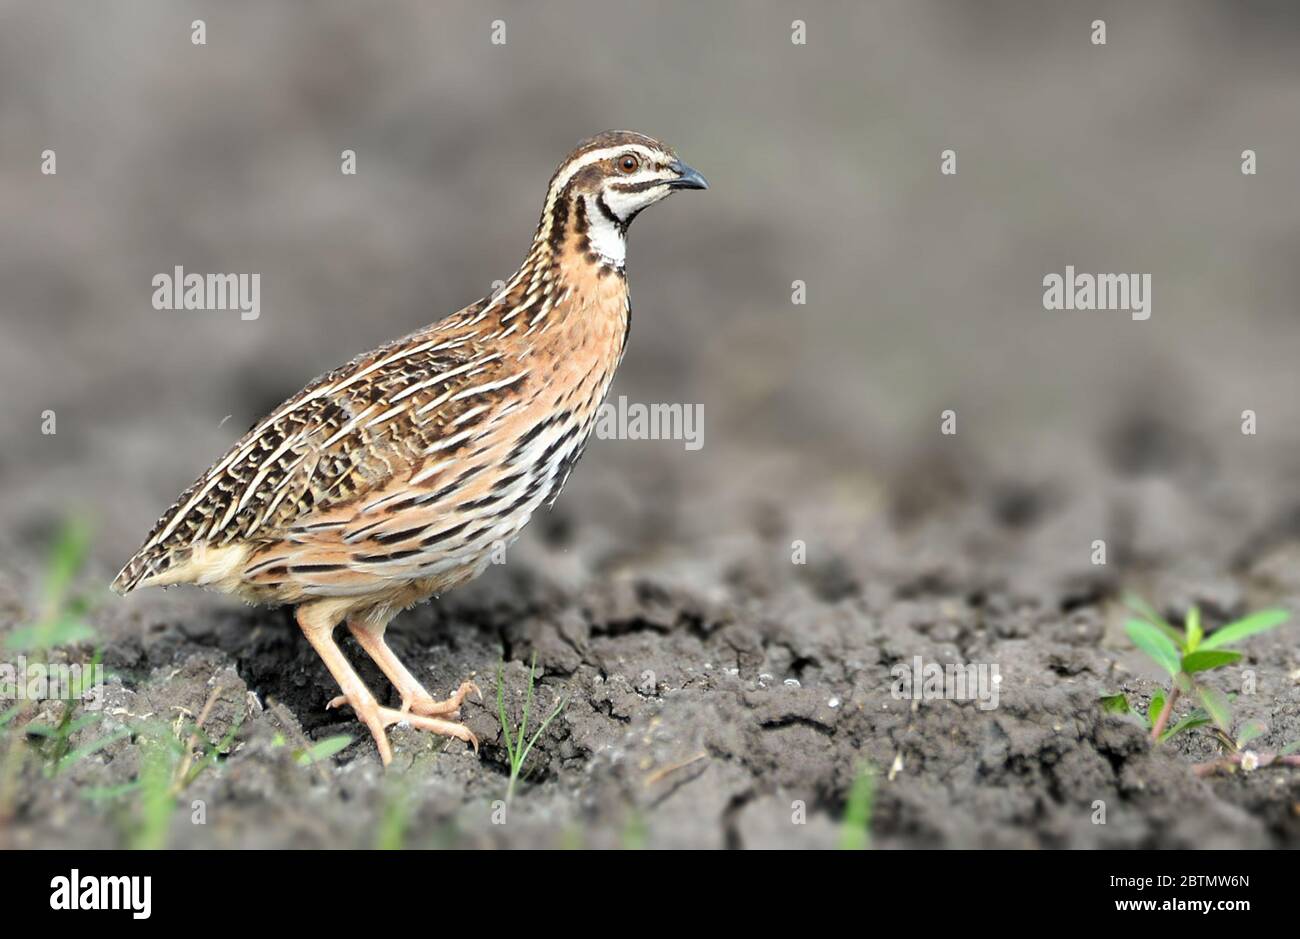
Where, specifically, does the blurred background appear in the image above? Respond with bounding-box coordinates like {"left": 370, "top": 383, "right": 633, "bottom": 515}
{"left": 2, "top": 0, "right": 1299, "bottom": 574}
{"left": 2, "top": 0, "right": 1299, "bottom": 848}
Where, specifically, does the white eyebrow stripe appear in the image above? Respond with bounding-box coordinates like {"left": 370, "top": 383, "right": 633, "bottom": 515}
{"left": 547, "top": 144, "right": 660, "bottom": 196}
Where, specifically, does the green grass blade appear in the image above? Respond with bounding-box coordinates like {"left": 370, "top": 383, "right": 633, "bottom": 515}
{"left": 183, "top": 717, "right": 244, "bottom": 787}
{"left": 498, "top": 656, "right": 569, "bottom": 803}
{"left": 0, "top": 703, "right": 22, "bottom": 728}
{"left": 43, "top": 519, "right": 93, "bottom": 610}
{"left": 1199, "top": 610, "right": 1290, "bottom": 651}
{"left": 56, "top": 726, "right": 132, "bottom": 774}
{"left": 621, "top": 811, "right": 647, "bottom": 850}
{"left": 521, "top": 697, "right": 567, "bottom": 767}
{"left": 517, "top": 653, "right": 537, "bottom": 766}
{"left": 3, "top": 616, "right": 95, "bottom": 653}
{"left": 838, "top": 765, "right": 875, "bottom": 850}
{"left": 131, "top": 737, "right": 178, "bottom": 851}
{"left": 1235, "top": 719, "right": 1267, "bottom": 749}
{"left": 374, "top": 782, "right": 411, "bottom": 850}
{"left": 496, "top": 661, "right": 515, "bottom": 768}
{"left": 81, "top": 781, "right": 143, "bottom": 803}
{"left": 58, "top": 713, "right": 104, "bottom": 736}
{"left": 294, "top": 734, "right": 353, "bottom": 766}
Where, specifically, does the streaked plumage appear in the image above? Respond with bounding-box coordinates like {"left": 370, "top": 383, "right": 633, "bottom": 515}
{"left": 112, "top": 131, "right": 707, "bottom": 765}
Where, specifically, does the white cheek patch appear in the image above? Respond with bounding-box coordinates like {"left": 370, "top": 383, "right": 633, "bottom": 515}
{"left": 585, "top": 195, "right": 627, "bottom": 266}
{"left": 602, "top": 180, "right": 670, "bottom": 221}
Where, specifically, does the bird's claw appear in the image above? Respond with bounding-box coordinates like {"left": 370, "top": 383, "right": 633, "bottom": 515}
{"left": 399, "top": 679, "right": 481, "bottom": 718}
{"left": 377, "top": 706, "right": 479, "bottom": 755}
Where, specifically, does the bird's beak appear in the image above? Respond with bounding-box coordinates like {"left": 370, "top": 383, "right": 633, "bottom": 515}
{"left": 668, "top": 160, "right": 709, "bottom": 190}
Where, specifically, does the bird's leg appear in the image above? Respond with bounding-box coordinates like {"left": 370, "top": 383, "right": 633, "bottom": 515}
{"left": 295, "top": 607, "right": 394, "bottom": 767}
{"left": 327, "top": 617, "right": 481, "bottom": 752}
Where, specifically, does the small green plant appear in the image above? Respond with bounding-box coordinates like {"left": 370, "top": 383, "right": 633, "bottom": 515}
{"left": 1191, "top": 717, "right": 1300, "bottom": 777}
{"left": 83, "top": 688, "right": 244, "bottom": 848}
{"left": 620, "top": 809, "right": 647, "bottom": 850}
{"left": 373, "top": 778, "right": 413, "bottom": 850}
{"left": 495, "top": 652, "right": 567, "bottom": 805}
{"left": 294, "top": 734, "right": 352, "bottom": 767}
{"left": 3, "top": 518, "right": 95, "bottom": 654}
{"left": 129, "top": 728, "right": 179, "bottom": 850}
{"left": 0, "top": 519, "right": 105, "bottom": 819}
{"left": 1103, "top": 595, "right": 1290, "bottom": 746}
{"left": 838, "top": 764, "right": 875, "bottom": 850}
{"left": 24, "top": 691, "right": 131, "bottom": 778}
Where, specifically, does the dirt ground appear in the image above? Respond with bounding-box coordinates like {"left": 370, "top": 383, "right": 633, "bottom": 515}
{"left": 4, "top": 414, "right": 1300, "bottom": 848}
{"left": 2, "top": 2, "right": 1300, "bottom": 849}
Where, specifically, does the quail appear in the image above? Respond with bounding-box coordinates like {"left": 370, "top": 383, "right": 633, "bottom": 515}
{"left": 112, "top": 131, "right": 708, "bottom": 765}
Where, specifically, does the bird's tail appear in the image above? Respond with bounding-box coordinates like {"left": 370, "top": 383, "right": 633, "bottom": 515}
{"left": 110, "top": 545, "right": 182, "bottom": 596}
{"left": 110, "top": 552, "right": 150, "bottom": 596}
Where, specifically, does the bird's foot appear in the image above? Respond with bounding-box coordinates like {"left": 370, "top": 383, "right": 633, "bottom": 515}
{"left": 327, "top": 679, "right": 481, "bottom": 718}
{"left": 377, "top": 707, "right": 479, "bottom": 754}
{"left": 327, "top": 690, "right": 480, "bottom": 764}
{"left": 401, "top": 679, "right": 482, "bottom": 718}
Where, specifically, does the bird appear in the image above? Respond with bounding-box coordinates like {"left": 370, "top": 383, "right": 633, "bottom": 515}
{"left": 111, "top": 131, "right": 708, "bottom": 766}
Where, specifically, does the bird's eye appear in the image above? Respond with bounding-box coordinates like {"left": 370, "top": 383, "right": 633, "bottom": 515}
{"left": 617, "top": 154, "right": 640, "bottom": 174}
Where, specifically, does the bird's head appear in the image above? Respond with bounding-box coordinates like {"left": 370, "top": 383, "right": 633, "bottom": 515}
{"left": 538, "top": 130, "right": 707, "bottom": 268}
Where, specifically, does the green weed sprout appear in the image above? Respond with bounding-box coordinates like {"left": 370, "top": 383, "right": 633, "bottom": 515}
{"left": 496, "top": 652, "right": 567, "bottom": 805}
{"left": 83, "top": 688, "right": 244, "bottom": 848}
{"left": 3, "top": 518, "right": 95, "bottom": 655}
{"left": 1103, "top": 595, "right": 1289, "bottom": 747}
{"left": 838, "top": 763, "right": 875, "bottom": 850}
{"left": 294, "top": 734, "right": 352, "bottom": 767}
{"left": 0, "top": 519, "right": 108, "bottom": 818}
{"left": 1189, "top": 717, "right": 1300, "bottom": 777}
{"left": 373, "top": 777, "right": 412, "bottom": 850}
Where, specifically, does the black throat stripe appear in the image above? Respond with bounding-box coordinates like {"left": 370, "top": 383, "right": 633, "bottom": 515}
{"left": 595, "top": 193, "right": 628, "bottom": 235}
